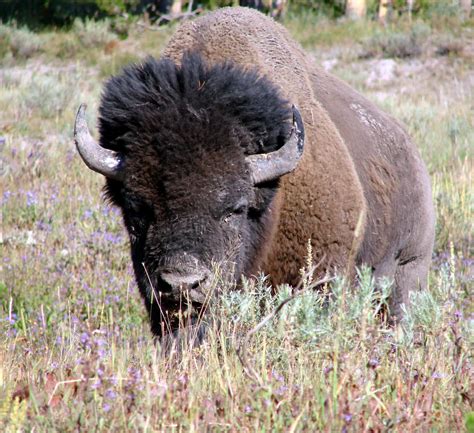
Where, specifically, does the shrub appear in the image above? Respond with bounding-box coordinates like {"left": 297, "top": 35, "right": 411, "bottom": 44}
{"left": 361, "top": 21, "right": 430, "bottom": 58}
{"left": 421, "top": 0, "right": 464, "bottom": 19}
{"left": 435, "top": 34, "right": 464, "bottom": 56}
{"left": 72, "top": 18, "right": 117, "bottom": 49}
{"left": 9, "top": 26, "right": 42, "bottom": 58}
{"left": 21, "top": 74, "right": 75, "bottom": 119}
{"left": 0, "top": 24, "right": 42, "bottom": 60}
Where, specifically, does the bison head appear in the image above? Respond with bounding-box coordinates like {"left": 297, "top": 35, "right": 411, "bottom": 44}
{"left": 74, "top": 53, "right": 304, "bottom": 335}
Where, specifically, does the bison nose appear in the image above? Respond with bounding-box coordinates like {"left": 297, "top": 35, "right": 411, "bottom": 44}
{"left": 157, "top": 269, "right": 210, "bottom": 303}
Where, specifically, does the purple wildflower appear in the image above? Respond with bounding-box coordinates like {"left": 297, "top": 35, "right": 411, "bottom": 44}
{"left": 128, "top": 367, "right": 142, "bottom": 384}
{"left": 272, "top": 369, "right": 285, "bottom": 383}
{"left": 80, "top": 332, "right": 90, "bottom": 347}
{"left": 26, "top": 191, "right": 37, "bottom": 207}
{"left": 323, "top": 366, "right": 333, "bottom": 375}
{"left": 2, "top": 190, "right": 11, "bottom": 204}
{"left": 105, "top": 389, "right": 117, "bottom": 400}
{"left": 368, "top": 358, "right": 380, "bottom": 369}
{"left": 95, "top": 338, "right": 107, "bottom": 348}
{"left": 91, "top": 379, "right": 102, "bottom": 389}
{"left": 8, "top": 313, "right": 17, "bottom": 325}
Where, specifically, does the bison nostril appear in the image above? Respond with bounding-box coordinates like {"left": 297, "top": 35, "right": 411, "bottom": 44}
{"left": 192, "top": 273, "right": 208, "bottom": 290}
{"left": 156, "top": 274, "right": 173, "bottom": 293}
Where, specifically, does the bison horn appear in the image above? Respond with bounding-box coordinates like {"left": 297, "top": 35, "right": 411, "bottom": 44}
{"left": 74, "top": 104, "right": 124, "bottom": 181}
{"left": 246, "top": 105, "right": 305, "bottom": 185}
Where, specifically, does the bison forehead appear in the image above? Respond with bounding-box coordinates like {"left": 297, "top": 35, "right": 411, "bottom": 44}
{"left": 122, "top": 144, "right": 252, "bottom": 214}
{"left": 118, "top": 104, "right": 253, "bottom": 194}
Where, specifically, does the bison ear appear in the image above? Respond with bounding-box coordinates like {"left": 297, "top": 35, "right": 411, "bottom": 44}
{"left": 74, "top": 104, "right": 125, "bottom": 181}
{"left": 246, "top": 105, "right": 304, "bottom": 185}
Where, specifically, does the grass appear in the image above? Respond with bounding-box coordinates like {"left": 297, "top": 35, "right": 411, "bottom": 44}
{"left": 1, "top": 11, "right": 473, "bottom": 432}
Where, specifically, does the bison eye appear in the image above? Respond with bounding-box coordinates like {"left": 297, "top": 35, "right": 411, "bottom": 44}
{"left": 232, "top": 198, "right": 248, "bottom": 214}
{"left": 223, "top": 198, "right": 248, "bottom": 222}
{"left": 233, "top": 204, "right": 247, "bottom": 215}
{"left": 129, "top": 224, "right": 138, "bottom": 237}
{"left": 125, "top": 209, "right": 150, "bottom": 241}
{"left": 127, "top": 220, "right": 142, "bottom": 243}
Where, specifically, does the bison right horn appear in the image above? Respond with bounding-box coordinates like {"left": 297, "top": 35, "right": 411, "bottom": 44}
{"left": 246, "top": 105, "right": 305, "bottom": 185}
{"left": 74, "top": 104, "right": 124, "bottom": 181}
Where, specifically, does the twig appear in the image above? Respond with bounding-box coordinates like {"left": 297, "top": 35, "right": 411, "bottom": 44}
{"left": 155, "top": 10, "right": 202, "bottom": 25}
{"left": 187, "top": 0, "right": 194, "bottom": 13}
{"left": 47, "top": 377, "right": 85, "bottom": 405}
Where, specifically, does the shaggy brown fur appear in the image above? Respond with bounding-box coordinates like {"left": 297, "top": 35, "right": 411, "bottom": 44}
{"left": 163, "top": 7, "right": 435, "bottom": 319}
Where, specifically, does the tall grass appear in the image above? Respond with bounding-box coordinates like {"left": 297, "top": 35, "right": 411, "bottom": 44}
{"left": 1, "top": 13, "right": 473, "bottom": 432}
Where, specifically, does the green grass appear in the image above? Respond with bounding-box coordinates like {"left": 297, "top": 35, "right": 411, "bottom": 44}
{"left": 1, "top": 12, "right": 473, "bottom": 432}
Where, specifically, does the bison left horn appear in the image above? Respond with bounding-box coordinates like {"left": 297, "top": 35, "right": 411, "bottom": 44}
{"left": 74, "top": 104, "right": 124, "bottom": 181}
{"left": 246, "top": 105, "right": 305, "bottom": 185}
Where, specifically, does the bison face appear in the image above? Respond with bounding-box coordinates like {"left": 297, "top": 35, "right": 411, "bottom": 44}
{"left": 119, "top": 147, "right": 256, "bottom": 309}
{"left": 75, "top": 102, "right": 303, "bottom": 329}
{"left": 73, "top": 54, "right": 304, "bottom": 334}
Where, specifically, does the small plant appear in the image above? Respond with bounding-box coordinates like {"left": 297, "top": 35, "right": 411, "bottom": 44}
{"left": 0, "top": 391, "right": 28, "bottom": 432}
{"left": 9, "top": 27, "right": 42, "bottom": 59}
{"left": 0, "top": 24, "right": 42, "bottom": 60}
{"left": 361, "top": 21, "right": 430, "bottom": 58}
{"left": 72, "top": 18, "right": 117, "bottom": 49}
{"left": 20, "top": 75, "right": 75, "bottom": 119}
{"left": 435, "top": 34, "right": 464, "bottom": 56}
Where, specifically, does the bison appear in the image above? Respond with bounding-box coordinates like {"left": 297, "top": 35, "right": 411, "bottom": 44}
{"left": 74, "top": 7, "right": 435, "bottom": 336}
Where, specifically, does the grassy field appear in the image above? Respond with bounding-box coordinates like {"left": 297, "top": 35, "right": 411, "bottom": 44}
{"left": 1, "top": 10, "right": 473, "bottom": 432}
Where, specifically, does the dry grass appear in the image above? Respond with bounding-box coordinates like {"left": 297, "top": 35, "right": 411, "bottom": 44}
{"left": 0, "top": 12, "right": 473, "bottom": 432}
